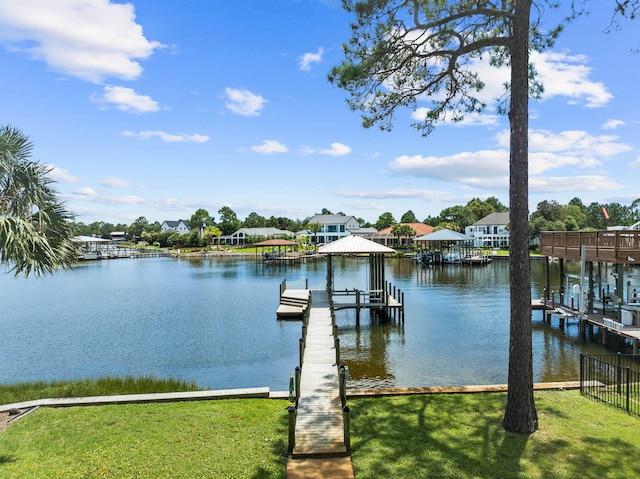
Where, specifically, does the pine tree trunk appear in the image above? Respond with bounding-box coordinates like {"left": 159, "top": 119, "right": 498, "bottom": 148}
{"left": 503, "top": 0, "right": 538, "bottom": 434}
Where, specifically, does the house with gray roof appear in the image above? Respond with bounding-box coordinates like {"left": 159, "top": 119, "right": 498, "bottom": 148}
{"left": 226, "top": 227, "right": 294, "bottom": 245}
{"left": 465, "top": 212, "right": 510, "bottom": 248}
{"left": 306, "top": 214, "right": 361, "bottom": 243}
{"left": 160, "top": 220, "right": 191, "bottom": 233}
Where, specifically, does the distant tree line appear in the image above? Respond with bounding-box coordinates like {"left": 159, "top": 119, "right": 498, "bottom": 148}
{"left": 71, "top": 196, "right": 640, "bottom": 248}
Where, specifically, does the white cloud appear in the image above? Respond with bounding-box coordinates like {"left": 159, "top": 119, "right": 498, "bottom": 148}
{"left": 72, "top": 186, "right": 97, "bottom": 196}
{"left": 388, "top": 127, "right": 632, "bottom": 192}
{"left": 337, "top": 189, "right": 452, "bottom": 201}
{"left": 389, "top": 149, "right": 509, "bottom": 182}
{"left": 629, "top": 157, "right": 640, "bottom": 169}
{"left": 319, "top": 142, "right": 351, "bottom": 156}
{"left": 46, "top": 165, "right": 79, "bottom": 183}
{"left": 406, "top": 49, "right": 612, "bottom": 128}
{"left": 0, "top": 0, "right": 163, "bottom": 83}
{"left": 101, "top": 177, "right": 144, "bottom": 188}
{"left": 122, "top": 130, "right": 209, "bottom": 143}
{"left": 531, "top": 51, "right": 613, "bottom": 107}
{"left": 299, "top": 47, "right": 324, "bottom": 72}
{"left": 92, "top": 86, "right": 159, "bottom": 113}
{"left": 603, "top": 119, "right": 626, "bottom": 130}
{"left": 224, "top": 88, "right": 267, "bottom": 116}
{"left": 250, "top": 140, "right": 288, "bottom": 154}
{"left": 530, "top": 175, "right": 623, "bottom": 193}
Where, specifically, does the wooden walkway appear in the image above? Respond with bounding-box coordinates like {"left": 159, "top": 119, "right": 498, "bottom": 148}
{"left": 288, "top": 290, "right": 355, "bottom": 477}
{"left": 293, "top": 290, "right": 347, "bottom": 457}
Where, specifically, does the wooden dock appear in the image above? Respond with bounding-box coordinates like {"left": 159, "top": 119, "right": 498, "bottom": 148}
{"left": 292, "top": 289, "right": 348, "bottom": 457}
{"left": 286, "top": 289, "right": 355, "bottom": 478}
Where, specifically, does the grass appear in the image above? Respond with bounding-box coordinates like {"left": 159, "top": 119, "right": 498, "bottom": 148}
{"left": 349, "top": 390, "right": 640, "bottom": 479}
{"left": 0, "top": 376, "right": 200, "bottom": 405}
{"left": 0, "top": 399, "right": 289, "bottom": 479}
{"left": 2, "top": 388, "right": 640, "bottom": 478}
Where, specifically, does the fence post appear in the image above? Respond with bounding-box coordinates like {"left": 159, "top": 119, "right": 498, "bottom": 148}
{"left": 617, "top": 352, "right": 622, "bottom": 395}
{"left": 343, "top": 406, "right": 351, "bottom": 452}
{"left": 287, "top": 406, "right": 296, "bottom": 453}
{"left": 580, "top": 354, "right": 584, "bottom": 394}
{"left": 626, "top": 367, "right": 631, "bottom": 413}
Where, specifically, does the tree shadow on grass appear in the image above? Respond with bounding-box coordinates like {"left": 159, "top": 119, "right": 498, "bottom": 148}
{"left": 350, "top": 392, "right": 640, "bottom": 479}
{"left": 350, "top": 393, "right": 524, "bottom": 479}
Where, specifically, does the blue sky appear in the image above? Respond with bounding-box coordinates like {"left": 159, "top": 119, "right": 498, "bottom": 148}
{"left": 0, "top": 0, "right": 638, "bottom": 226}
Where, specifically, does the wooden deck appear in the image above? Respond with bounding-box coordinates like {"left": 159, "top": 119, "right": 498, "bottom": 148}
{"left": 293, "top": 290, "right": 348, "bottom": 458}
{"left": 540, "top": 230, "right": 640, "bottom": 264}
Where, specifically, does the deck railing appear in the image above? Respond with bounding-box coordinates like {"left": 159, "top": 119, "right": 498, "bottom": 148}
{"left": 580, "top": 353, "right": 640, "bottom": 418}
{"left": 541, "top": 230, "right": 640, "bottom": 263}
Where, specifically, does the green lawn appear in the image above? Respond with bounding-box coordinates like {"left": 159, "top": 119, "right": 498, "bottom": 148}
{"left": 2, "top": 390, "right": 639, "bottom": 478}
{"left": 0, "top": 399, "right": 289, "bottom": 479}
{"left": 349, "top": 390, "right": 640, "bottom": 479}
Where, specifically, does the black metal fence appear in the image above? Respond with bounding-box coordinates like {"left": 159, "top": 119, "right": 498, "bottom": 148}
{"left": 580, "top": 353, "right": 640, "bottom": 418}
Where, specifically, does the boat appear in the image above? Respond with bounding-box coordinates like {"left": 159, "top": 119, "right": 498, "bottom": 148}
{"left": 78, "top": 251, "right": 102, "bottom": 260}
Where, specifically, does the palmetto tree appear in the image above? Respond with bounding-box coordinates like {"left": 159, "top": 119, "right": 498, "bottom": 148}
{"left": 0, "top": 125, "right": 76, "bottom": 277}
{"left": 204, "top": 225, "right": 222, "bottom": 250}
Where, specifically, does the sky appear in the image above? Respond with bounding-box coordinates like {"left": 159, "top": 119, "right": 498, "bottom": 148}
{"left": 0, "top": 0, "right": 638, "bottom": 226}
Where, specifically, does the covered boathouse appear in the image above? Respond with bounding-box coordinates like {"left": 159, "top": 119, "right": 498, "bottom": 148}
{"left": 539, "top": 230, "right": 640, "bottom": 351}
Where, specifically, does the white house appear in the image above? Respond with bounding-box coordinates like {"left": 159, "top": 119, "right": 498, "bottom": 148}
{"left": 226, "top": 227, "right": 294, "bottom": 245}
{"left": 465, "top": 212, "right": 510, "bottom": 248}
{"left": 160, "top": 220, "right": 191, "bottom": 233}
{"left": 306, "top": 214, "right": 361, "bottom": 243}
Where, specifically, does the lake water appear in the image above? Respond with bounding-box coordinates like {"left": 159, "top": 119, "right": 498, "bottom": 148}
{"left": 0, "top": 256, "right": 616, "bottom": 391}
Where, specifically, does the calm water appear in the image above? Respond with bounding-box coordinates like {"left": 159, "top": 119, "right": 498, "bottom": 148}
{"left": 0, "top": 256, "right": 617, "bottom": 391}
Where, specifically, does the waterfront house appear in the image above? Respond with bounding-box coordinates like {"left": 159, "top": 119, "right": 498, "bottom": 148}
{"left": 465, "top": 212, "right": 510, "bottom": 248}
{"left": 110, "top": 231, "right": 126, "bottom": 242}
{"left": 306, "top": 214, "right": 361, "bottom": 244}
{"left": 225, "top": 227, "right": 294, "bottom": 245}
{"left": 371, "top": 223, "right": 435, "bottom": 247}
{"left": 160, "top": 220, "right": 191, "bottom": 233}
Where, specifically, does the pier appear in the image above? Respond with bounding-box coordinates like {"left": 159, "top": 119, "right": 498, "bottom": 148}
{"left": 286, "top": 289, "right": 355, "bottom": 478}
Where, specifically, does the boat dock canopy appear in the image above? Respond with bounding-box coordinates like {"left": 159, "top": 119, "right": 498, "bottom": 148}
{"left": 540, "top": 230, "right": 640, "bottom": 264}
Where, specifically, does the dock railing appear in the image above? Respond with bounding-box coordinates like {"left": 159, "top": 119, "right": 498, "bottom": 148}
{"left": 581, "top": 353, "right": 640, "bottom": 418}
{"left": 330, "top": 280, "right": 405, "bottom": 322}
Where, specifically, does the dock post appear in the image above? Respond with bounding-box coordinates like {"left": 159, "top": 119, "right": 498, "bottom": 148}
{"left": 401, "top": 291, "right": 405, "bottom": 323}
{"left": 634, "top": 339, "right": 639, "bottom": 355}
{"left": 335, "top": 336, "right": 340, "bottom": 366}
{"left": 287, "top": 406, "right": 296, "bottom": 453}
{"left": 339, "top": 365, "right": 346, "bottom": 405}
{"left": 295, "top": 366, "right": 301, "bottom": 403}
{"left": 343, "top": 405, "right": 351, "bottom": 452}
{"left": 299, "top": 337, "right": 305, "bottom": 367}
